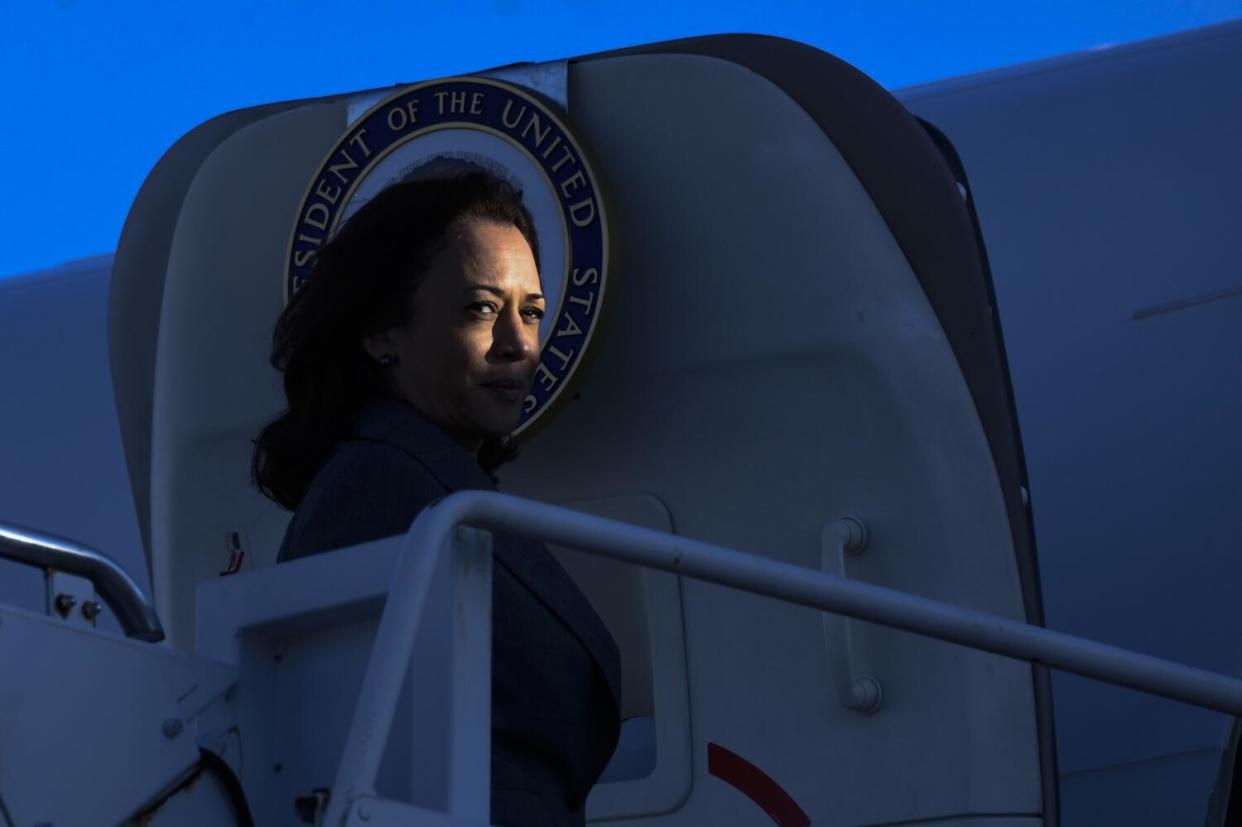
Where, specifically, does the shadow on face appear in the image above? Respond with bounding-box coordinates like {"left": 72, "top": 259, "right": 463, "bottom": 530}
{"left": 365, "top": 219, "right": 544, "bottom": 452}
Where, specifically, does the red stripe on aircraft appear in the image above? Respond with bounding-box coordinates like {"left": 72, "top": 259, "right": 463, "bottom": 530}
{"left": 707, "top": 742, "right": 811, "bottom": 827}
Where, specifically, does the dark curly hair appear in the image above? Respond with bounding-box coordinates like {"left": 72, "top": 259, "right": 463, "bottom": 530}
{"left": 252, "top": 169, "right": 540, "bottom": 510}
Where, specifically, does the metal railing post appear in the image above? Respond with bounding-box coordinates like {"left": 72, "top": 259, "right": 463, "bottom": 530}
{"left": 446, "top": 528, "right": 492, "bottom": 821}
{"left": 324, "top": 510, "right": 496, "bottom": 826}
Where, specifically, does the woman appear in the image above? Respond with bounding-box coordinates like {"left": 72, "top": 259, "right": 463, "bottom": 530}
{"left": 253, "top": 168, "right": 621, "bottom": 827}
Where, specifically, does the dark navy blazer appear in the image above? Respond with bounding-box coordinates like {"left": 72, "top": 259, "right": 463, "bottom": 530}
{"left": 277, "top": 399, "right": 622, "bottom": 827}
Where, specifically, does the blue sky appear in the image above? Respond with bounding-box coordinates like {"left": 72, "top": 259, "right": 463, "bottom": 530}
{"left": 2, "top": 0, "right": 1241, "bottom": 279}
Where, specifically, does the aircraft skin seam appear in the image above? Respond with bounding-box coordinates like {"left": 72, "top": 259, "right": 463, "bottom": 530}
{"left": 1131, "top": 283, "right": 1242, "bottom": 320}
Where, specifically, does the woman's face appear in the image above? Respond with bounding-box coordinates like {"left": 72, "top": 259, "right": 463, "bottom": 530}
{"left": 367, "top": 219, "right": 544, "bottom": 450}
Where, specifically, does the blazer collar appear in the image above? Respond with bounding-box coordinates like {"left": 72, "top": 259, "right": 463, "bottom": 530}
{"left": 350, "top": 399, "right": 496, "bottom": 493}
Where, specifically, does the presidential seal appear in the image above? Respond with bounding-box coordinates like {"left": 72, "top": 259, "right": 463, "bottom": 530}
{"left": 285, "top": 77, "right": 609, "bottom": 437}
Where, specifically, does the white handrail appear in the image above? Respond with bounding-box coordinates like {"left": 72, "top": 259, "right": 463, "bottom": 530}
{"left": 0, "top": 522, "right": 164, "bottom": 641}
{"left": 325, "top": 490, "right": 1242, "bottom": 825}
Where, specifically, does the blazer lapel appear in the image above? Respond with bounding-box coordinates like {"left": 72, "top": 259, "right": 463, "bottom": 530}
{"left": 491, "top": 535, "right": 623, "bottom": 711}
{"left": 351, "top": 400, "right": 623, "bottom": 710}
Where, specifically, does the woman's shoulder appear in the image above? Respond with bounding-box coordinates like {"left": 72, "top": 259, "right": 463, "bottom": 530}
{"left": 313, "top": 437, "right": 445, "bottom": 495}
{"left": 278, "top": 439, "right": 448, "bottom": 562}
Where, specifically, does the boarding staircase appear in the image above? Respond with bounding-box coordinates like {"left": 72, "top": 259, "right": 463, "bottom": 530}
{"left": 4, "top": 491, "right": 1242, "bottom": 825}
